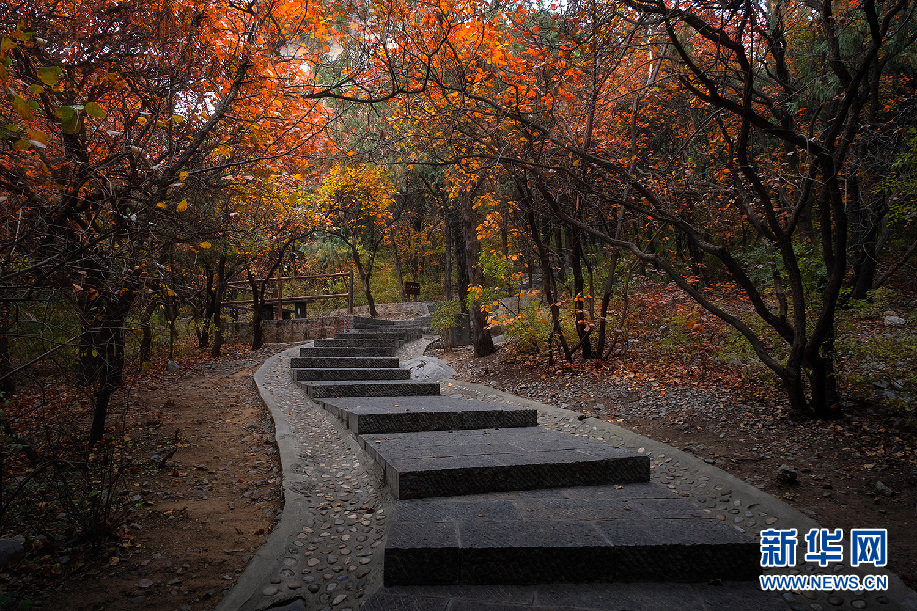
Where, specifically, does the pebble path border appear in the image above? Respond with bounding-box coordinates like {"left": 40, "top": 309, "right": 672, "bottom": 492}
{"left": 216, "top": 341, "right": 393, "bottom": 611}
{"left": 219, "top": 339, "right": 917, "bottom": 611}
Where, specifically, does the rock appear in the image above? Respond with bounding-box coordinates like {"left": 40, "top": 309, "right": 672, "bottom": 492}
{"left": 138, "top": 578, "right": 154, "bottom": 589}
{"left": 875, "top": 481, "right": 894, "bottom": 497}
{"left": 776, "top": 464, "right": 798, "bottom": 484}
{"left": 332, "top": 594, "right": 348, "bottom": 606}
{"left": 167, "top": 360, "right": 180, "bottom": 372}
{"left": 0, "top": 538, "right": 24, "bottom": 570}
{"left": 883, "top": 315, "right": 905, "bottom": 326}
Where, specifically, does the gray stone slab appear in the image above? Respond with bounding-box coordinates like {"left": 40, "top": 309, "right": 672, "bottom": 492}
{"left": 362, "top": 583, "right": 788, "bottom": 611}
{"left": 362, "top": 428, "right": 649, "bottom": 499}
{"left": 293, "top": 367, "right": 412, "bottom": 381}
{"left": 383, "top": 484, "right": 759, "bottom": 586}
{"left": 316, "top": 396, "right": 537, "bottom": 434}
{"left": 335, "top": 331, "right": 421, "bottom": 341}
{"left": 289, "top": 356, "right": 399, "bottom": 369}
{"left": 354, "top": 317, "right": 396, "bottom": 328}
{"left": 298, "top": 346, "right": 397, "bottom": 357}
{"left": 315, "top": 337, "right": 402, "bottom": 348}
{"left": 359, "top": 589, "right": 452, "bottom": 611}
{"left": 302, "top": 380, "right": 441, "bottom": 399}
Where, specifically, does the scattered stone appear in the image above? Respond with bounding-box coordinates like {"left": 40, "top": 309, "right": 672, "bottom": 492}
{"left": 851, "top": 601, "right": 867, "bottom": 609}
{"left": 883, "top": 315, "right": 905, "bottom": 326}
{"left": 776, "top": 464, "right": 798, "bottom": 484}
{"left": 875, "top": 481, "right": 894, "bottom": 497}
{"left": 262, "top": 585, "right": 280, "bottom": 596}
{"left": 0, "top": 538, "right": 24, "bottom": 570}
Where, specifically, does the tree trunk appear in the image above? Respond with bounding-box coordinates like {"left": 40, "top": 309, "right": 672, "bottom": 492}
{"left": 460, "top": 174, "right": 494, "bottom": 358}
{"left": 595, "top": 252, "right": 618, "bottom": 360}
{"left": 570, "top": 225, "right": 593, "bottom": 359}
{"left": 528, "top": 210, "right": 571, "bottom": 362}
{"left": 211, "top": 254, "right": 227, "bottom": 357}
{"left": 0, "top": 304, "right": 15, "bottom": 397}
{"left": 444, "top": 220, "right": 453, "bottom": 301}
{"left": 84, "top": 296, "right": 132, "bottom": 446}
{"left": 139, "top": 302, "right": 156, "bottom": 366}
{"left": 350, "top": 244, "right": 378, "bottom": 318}
{"left": 249, "top": 274, "right": 267, "bottom": 351}
{"left": 453, "top": 212, "right": 470, "bottom": 313}
{"left": 390, "top": 231, "right": 406, "bottom": 300}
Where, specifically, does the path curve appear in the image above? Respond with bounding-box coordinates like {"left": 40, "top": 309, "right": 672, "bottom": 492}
{"left": 220, "top": 337, "right": 917, "bottom": 611}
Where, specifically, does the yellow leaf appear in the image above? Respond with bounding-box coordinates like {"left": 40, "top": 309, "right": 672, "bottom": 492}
{"left": 199, "top": 241, "right": 211, "bottom": 249}
{"left": 167, "top": 289, "right": 175, "bottom": 297}
{"left": 27, "top": 129, "right": 49, "bottom": 145}
{"left": 179, "top": 171, "right": 189, "bottom": 181}
{"left": 12, "top": 95, "right": 34, "bottom": 120}
{"left": 156, "top": 202, "right": 167, "bottom": 209}
{"left": 176, "top": 199, "right": 188, "bottom": 212}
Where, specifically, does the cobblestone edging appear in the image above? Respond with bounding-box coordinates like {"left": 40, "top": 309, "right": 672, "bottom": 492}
{"left": 216, "top": 342, "right": 393, "bottom": 611}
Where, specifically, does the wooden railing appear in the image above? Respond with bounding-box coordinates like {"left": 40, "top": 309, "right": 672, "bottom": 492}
{"left": 223, "top": 271, "right": 354, "bottom": 318}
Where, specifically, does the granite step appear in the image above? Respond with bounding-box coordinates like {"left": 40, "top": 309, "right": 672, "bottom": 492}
{"left": 293, "top": 368, "right": 412, "bottom": 382}
{"left": 334, "top": 331, "right": 422, "bottom": 341}
{"left": 359, "top": 427, "right": 649, "bottom": 500}
{"left": 289, "top": 356, "right": 400, "bottom": 369}
{"left": 314, "top": 337, "right": 403, "bottom": 348}
{"left": 298, "top": 346, "right": 397, "bottom": 358}
{"left": 301, "top": 380, "right": 441, "bottom": 399}
{"left": 383, "top": 483, "right": 759, "bottom": 585}
{"left": 353, "top": 317, "right": 396, "bottom": 328}
{"left": 315, "top": 396, "right": 538, "bottom": 434}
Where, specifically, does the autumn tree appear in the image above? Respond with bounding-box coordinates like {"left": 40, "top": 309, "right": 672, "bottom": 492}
{"left": 374, "top": 0, "right": 917, "bottom": 418}
{"left": 0, "top": 0, "right": 356, "bottom": 444}
{"left": 314, "top": 163, "right": 394, "bottom": 317}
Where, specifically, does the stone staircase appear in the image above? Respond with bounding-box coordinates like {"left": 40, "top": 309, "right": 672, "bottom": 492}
{"left": 291, "top": 317, "right": 760, "bottom": 591}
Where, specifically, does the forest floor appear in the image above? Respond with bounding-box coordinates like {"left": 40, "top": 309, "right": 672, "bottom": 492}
{"left": 1, "top": 344, "right": 286, "bottom": 611}
{"left": 2, "top": 296, "right": 915, "bottom": 610}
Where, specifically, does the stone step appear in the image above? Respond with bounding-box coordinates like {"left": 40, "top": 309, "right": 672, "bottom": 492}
{"left": 315, "top": 396, "right": 537, "bottom": 435}
{"left": 315, "top": 338, "right": 402, "bottom": 348}
{"left": 353, "top": 317, "right": 395, "bottom": 328}
{"left": 298, "top": 346, "right": 397, "bottom": 358}
{"left": 301, "top": 380, "right": 441, "bottom": 399}
{"left": 293, "top": 368, "right": 412, "bottom": 382}
{"left": 289, "top": 356, "right": 400, "bottom": 369}
{"left": 334, "top": 331, "right": 422, "bottom": 341}
{"left": 359, "top": 427, "right": 649, "bottom": 500}
{"left": 383, "top": 483, "right": 759, "bottom": 585}
{"left": 362, "top": 583, "right": 787, "bottom": 611}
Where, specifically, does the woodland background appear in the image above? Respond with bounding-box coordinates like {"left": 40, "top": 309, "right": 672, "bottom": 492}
{"left": 1, "top": 0, "right": 916, "bottom": 579}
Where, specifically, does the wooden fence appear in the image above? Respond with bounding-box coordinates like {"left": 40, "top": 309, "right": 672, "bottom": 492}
{"left": 222, "top": 270, "right": 354, "bottom": 319}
